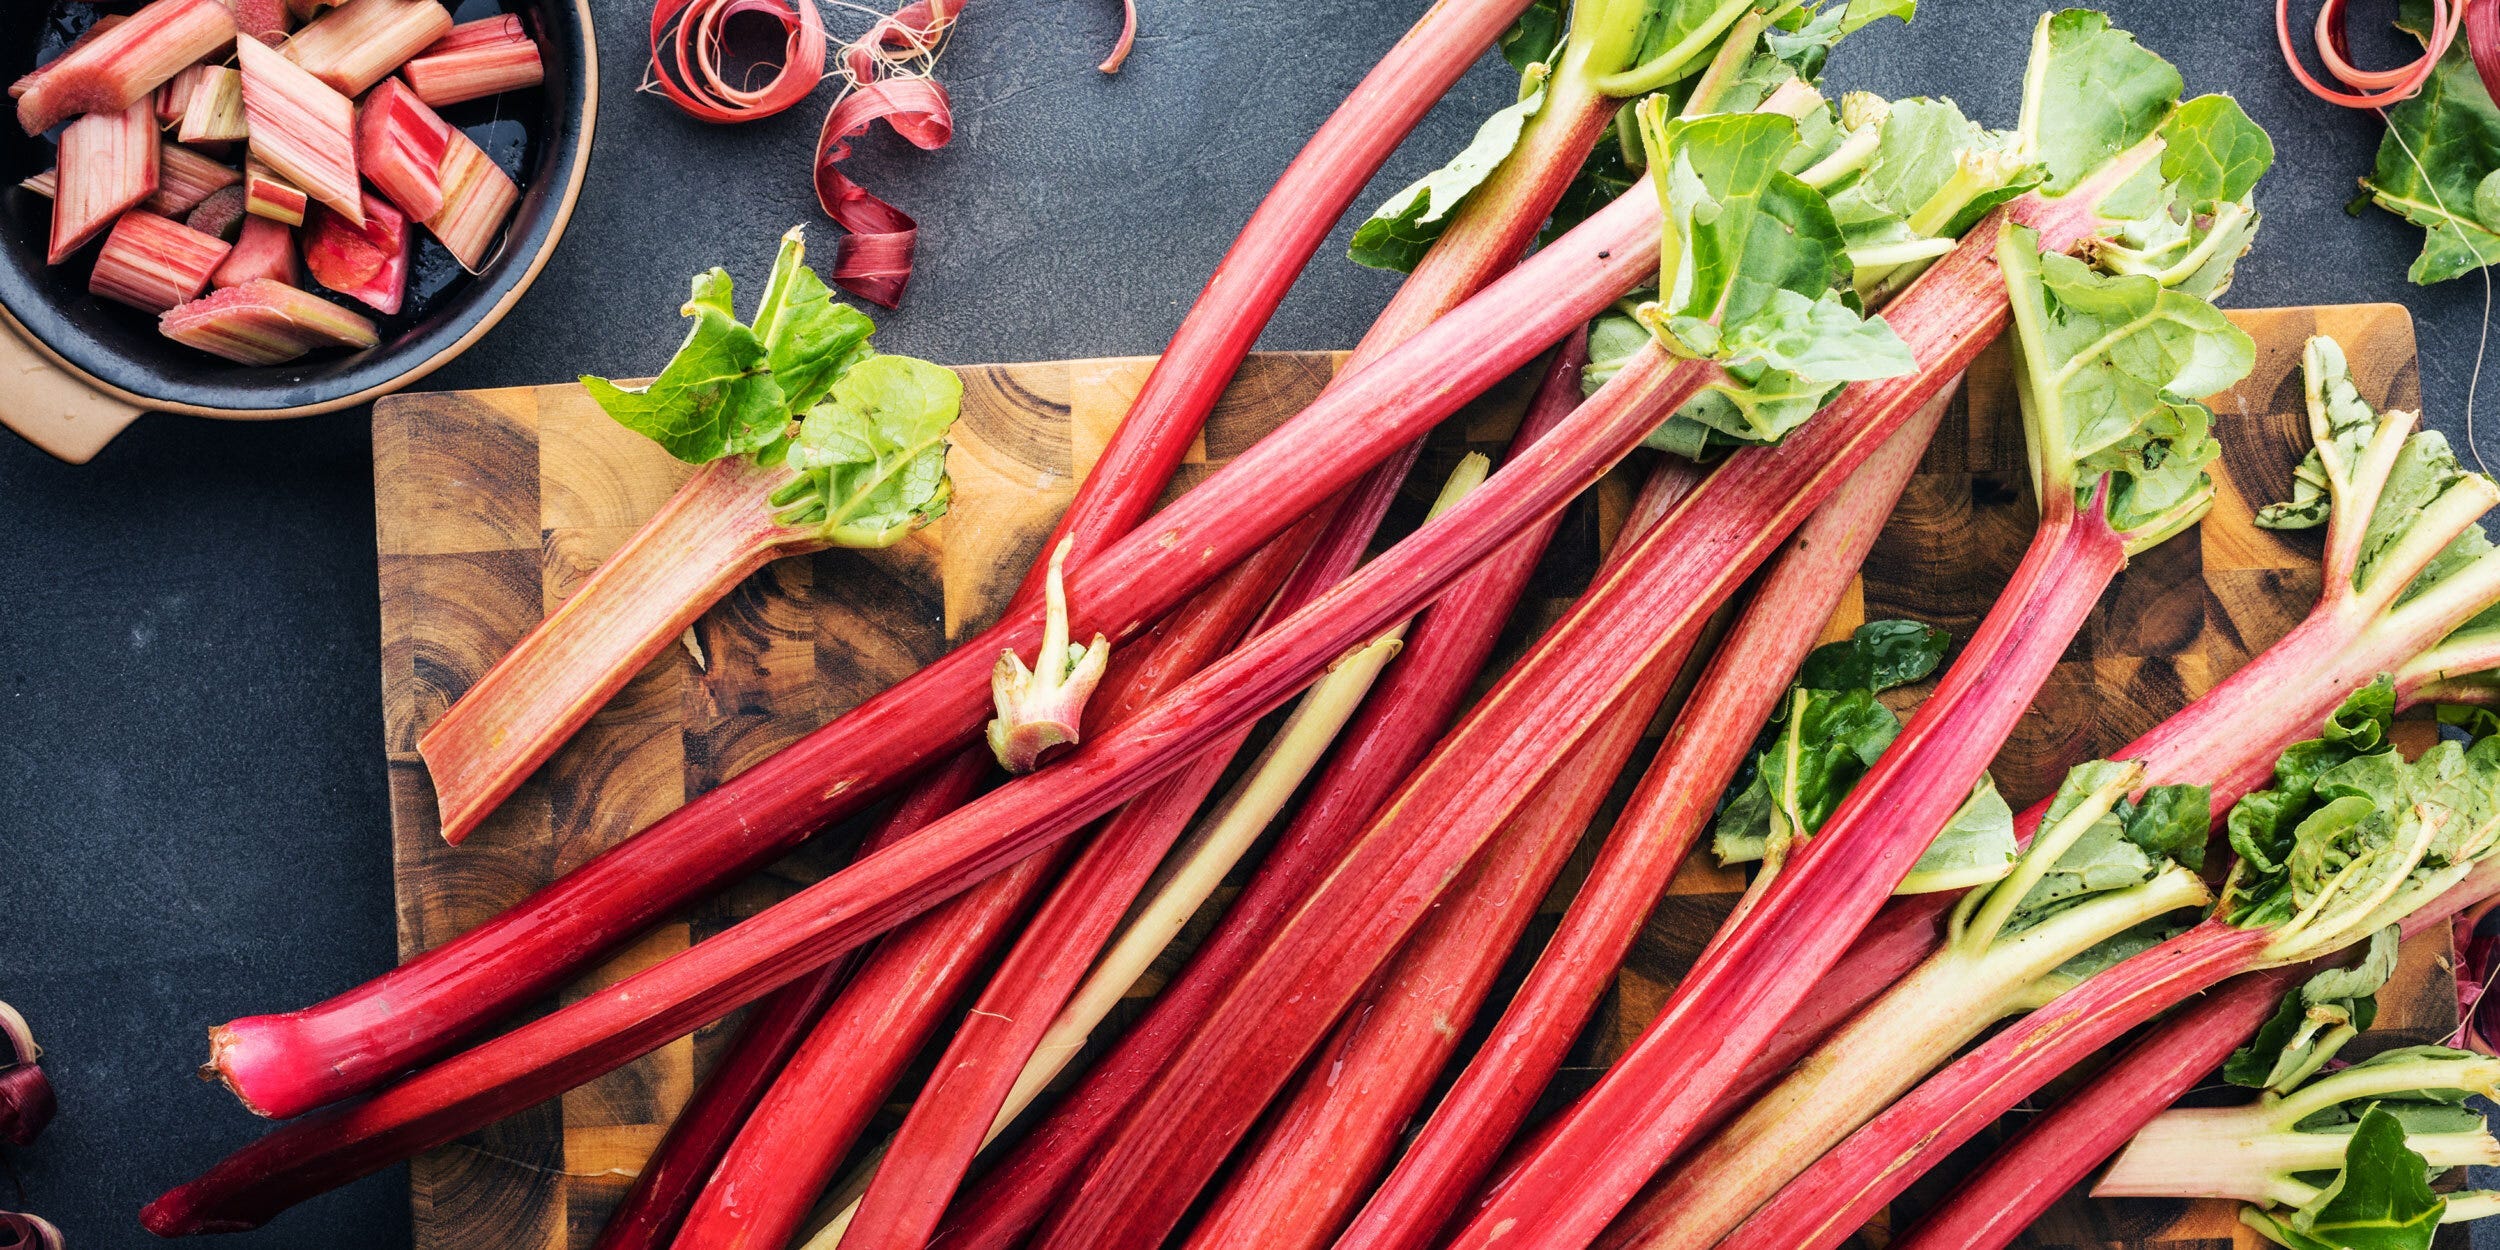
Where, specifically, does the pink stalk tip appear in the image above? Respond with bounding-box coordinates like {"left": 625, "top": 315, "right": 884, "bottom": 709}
{"left": 987, "top": 536, "right": 1111, "bottom": 773}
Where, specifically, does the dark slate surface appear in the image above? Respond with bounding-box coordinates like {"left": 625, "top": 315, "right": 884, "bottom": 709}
{"left": 0, "top": 1, "right": 2493, "bottom": 1245}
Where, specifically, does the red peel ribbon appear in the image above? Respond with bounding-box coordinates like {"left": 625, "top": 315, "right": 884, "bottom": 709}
{"left": 0, "top": 1213, "right": 65, "bottom": 1250}
{"left": 814, "top": 75, "right": 952, "bottom": 307}
{"left": 2279, "top": 0, "right": 2464, "bottom": 107}
{"left": 1101, "top": 0, "right": 1137, "bottom": 73}
{"left": 647, "top": 0, "right": 825, "bottom": 123}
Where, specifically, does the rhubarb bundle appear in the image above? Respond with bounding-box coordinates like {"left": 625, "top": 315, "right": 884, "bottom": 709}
{"left": 1723, "top": 694, "right": 2500, "bottom": 1250}
{"left": 13, "top": 0, "right": 542, "bottom": 364}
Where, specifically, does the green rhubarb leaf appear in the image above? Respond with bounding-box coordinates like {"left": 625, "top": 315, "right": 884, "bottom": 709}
{"left": 1998, "top": 222, "right": 2249, "bottom": 540}
{"left": 2258, "top": 337, "right": 2380, "bottom": 532}
{"left": 1350, "top": 84, "right": 1549, "bottom": 274}
{"left": 583, "top": 269, "right": 789, "bottom": 464}
{"left": 2002, "top": 768, "right": 2208, "bottom": 924}
{"left": 1583, "top": 307, "right": 1655, "bottom": 397}
{"left": 2017, "top": 9, "right": 2183, "bottom": 196}
{"left": 752, "top": 230, "right": 878, "bottom": 412}
{"left": 1714, "top": 620, "right": 1949, "bottom": 865}
{"left": 2364, "top": 431, "right": 2499, "bottom": 607}
{"left": 779, "top": 355, "right": 961, "bottom": 547}
{"left": 2225, "top": 680, "right": 2401, "bottom": 920}
{"left": 1499, "top": 0, "right": 1564, "bottom": 71}
{"left": 2159, "top": 94, "right": 2274, "bottom": 211}
{"left": 2230, "top": 928, "right": 2396, "bottom": 1091}
{"left": 1897, "top": 775, "right": 2020, "bottom": 893}
{"left": 1797, "top": 617, "right": 1950, "bottom": 691}
{"left": 2093, "top": 95, "right": 2272, "bottom": 301}
{"left": 2363, "top": 33, "right": 2500, "bottom": 284}
{"left": 2282, "top": 1106, "right": 2446, "bottom": 1250}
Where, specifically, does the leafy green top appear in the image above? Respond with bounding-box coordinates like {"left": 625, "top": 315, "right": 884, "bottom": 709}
{"left": 2359, "top": 8, "right": 2500, "bottom": 285}
{"left": 582, "top": 229, "right": 958, "bottom": 547}
{"left": 1997, "top": 220, "right": 2251, "bottom": 548}
{"left": 2226, "top": 926, "right": 2396, "bottom": 1092}
{"left": 2247, "top": 1105, "right": 2448, "bottom": 1250}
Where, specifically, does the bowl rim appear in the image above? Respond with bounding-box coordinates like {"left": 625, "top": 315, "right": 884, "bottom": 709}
{"left": 0, "top": 0, "right": 598, "bottom": 421}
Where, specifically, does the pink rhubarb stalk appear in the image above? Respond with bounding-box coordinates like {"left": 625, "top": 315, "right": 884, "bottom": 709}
{"left": 235, "top": 36, "right": 360, "bottom": 223}
{"left": 15, "top": 0, "right": 236, "bottom": 136}
{"left": 1332, "top": 387, "right": 1952, "bottom": 1250}
{"left": 48, "top": 99, "right": 158, "bottom": 263}
{"left": 191, "top": 0, "right": 1595, "bottom": 1131}
{"left": 402, "top": 14, "right": 544, "bottom": 107}
{"left": 91, "top": 209, "right": 230, "bottom": 312}
{"left": 146, "top": 142, "right": 240, "bottom": 216}
{"left": 302, "top": 191, "right": 411, "bottom": 314}
{"left": 419, "top": 130, "right": 517, "bottom": 272}
{"left": 242, "top": 158, "right": 307, "bottom": 226}
{"left": 280, "top": 0, "right": 452, "bottom": 97}
{"left": 159, "top": 277, "right": 376, "bottom": 363}
{"left": 213, "top": 215, "right": 300, "bottom": 288}
{"left": 177, "top": 65, "right": 247, "bottom": 144}
{"left": 400, "top": 0, "right": 1534, "bottom": 852}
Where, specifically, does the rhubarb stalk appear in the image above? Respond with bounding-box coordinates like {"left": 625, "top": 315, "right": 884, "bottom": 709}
{"left": 402, "top": 14, "right": 543, "bottom": 107}
{"left": 91, "top": 210, "right": 231, "bottom": 313}
{"left": 159, "top": 277, "right": 377, "bottom": 363}
{"left": 14, "top": 0, "right": 236, "bottom": 136}
{"left": 235, "top": 35, "right": 360, "bottom": 223}
{"left": 213, "top": 215, "right": 300, "bottom": 288}
{"left": 146, "top": 142, "right": 239, "bottom": 215}
{"left": 421, "top": 129, "right": 517, "bottom": 271}
{"left": 280, "top": 0, "right": 453, "bottom": 97}
{"left": 356, "top": 78, "right": 451, "bottom": 221}
{"left": 47, "top": 100, "right": 158, "bottom": 263}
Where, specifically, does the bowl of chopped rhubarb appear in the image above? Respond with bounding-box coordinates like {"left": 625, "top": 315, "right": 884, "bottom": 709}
{"left": 0, "top": 0, "right": 594, "bottom": 462}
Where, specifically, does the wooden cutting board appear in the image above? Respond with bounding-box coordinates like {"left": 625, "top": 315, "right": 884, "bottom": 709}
{"left": 372, "top": 301, "right": 2465, "bottom": 1250}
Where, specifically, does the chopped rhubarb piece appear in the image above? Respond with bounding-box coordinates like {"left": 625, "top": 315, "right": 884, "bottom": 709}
{"left": 11, "top": 15, "right": 126, "bottom": 102}
{"left": 145, "top": 142, "right": 240, "bottom": 215}
{"left": 224, "top": 0, "right": 291, "bottom": 43}
{"left": 49, "top": 100, "right": 160, "bottom": 263}
{"left": 424, "top": 129, "right": 515, "bottom": 271}
{"left": 161, "top": 278, "right": 376, "bottom": 363}
{"left": 19, "top": 168, "right": 55, "bottom": 198}
{"left": 303, "top": 191, "right": 408, "bottom": 314}
{"left": 157, "top": 64, "right": 208, "bottom": 125}
{"left": 235, "top": 36, "right": 359, "bottom": 223}
{"left": 355, "top": 78, "right": 451, "bottom": 219}
{"left": 186, "top": 184, "right": 248, "bottom": 238}
{"left": 282, "top": 0, "right": 453, "bottom": 96}
{"left": 213, "top": 215, "right": 300, "bottom": 288}
{"left": 402, "top": 14, "right": 541, "bottom": 106}
{"left": 179, "top": 65, "right": 248, "bottom": 143}
{"left": 91, "top": 210, "right": 231, "bottom": 312}
{"left": 241, "top": 158, "right": 307, "bottom": 225}
{"left": 16, "top": 0, "right": 237, "bottom": 136}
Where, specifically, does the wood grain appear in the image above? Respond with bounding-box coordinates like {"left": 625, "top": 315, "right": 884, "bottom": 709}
{"left": 373, "top": 304, "right": 2460, "bottom": 1250}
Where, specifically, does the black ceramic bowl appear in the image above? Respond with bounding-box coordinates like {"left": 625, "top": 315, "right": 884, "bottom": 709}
{"left": 0, "top": 0, "right": 594, "bottom": 460}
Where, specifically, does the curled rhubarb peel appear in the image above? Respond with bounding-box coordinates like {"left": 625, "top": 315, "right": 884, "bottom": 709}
{"left": 1101, "top": 0, "right": 1137, "bottom": 72}
{"left": 988, "top": 537, "right": 1111, "bottom": 772}
{"left": 645, "top": 0, "right": 824, "bottom": 123}
{"left": 0, "top": 1212, "right": 63, "bottom": 1250}
{"left": 196, "top": 0, "right": 1536, "bottom": 1128}
{"left": 2279, "top": 0, "right": 2461, "bottom": 108}
{"left": 0, "top": 1002, "right": 52, "bottom": 1148}
{"left": 2473, "top": 0, "right": 2500, "bottom": 106}
{"left": 814, "top": 76, "right": 951, "bottom": 308}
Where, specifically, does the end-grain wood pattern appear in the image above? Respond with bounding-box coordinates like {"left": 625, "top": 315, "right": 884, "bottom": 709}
{"left": 374, "top": 304, "right": 2456, "bottom": 1250}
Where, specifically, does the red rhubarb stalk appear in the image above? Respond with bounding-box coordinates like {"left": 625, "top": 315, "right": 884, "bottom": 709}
{"left": 91, "top": 210, "right": 230, "bottom": 312}
{"left": 356, "top": 78, "right": 452, "bottom": 221}
{"left": 9, "top": 14, "right": 124, "bottom": 102}
{"left": 235, "top": 35, "right": 361, "bottom": 223}
{"left": 280, "top": 0, "right": 454, "bottom": 97}
{"left": 197, "top": 59, "right": 1641, "bottom": 1133}
{"left": 15, "top": 0, "right": 236, "bottom": 136}
{"left": 243, "top": 158, "right": 307, "bottom": 226}
{"left": 933, "top": 434, "right": 1703, "bottom": 1250}
{"left": 395, "top": 0, "right": 1535, "bottom": 856}
{"left": 403, "top": 14, "right": 544, "bottom": 107}
{"left": 1332, "top": 387, "right": 1952, "bottom": 1250}
{"left": 582, "top": 755, "right": 981, "bottom": 1250}
{"left": 48, "top": 99, "right": 158, "bottom": 263}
